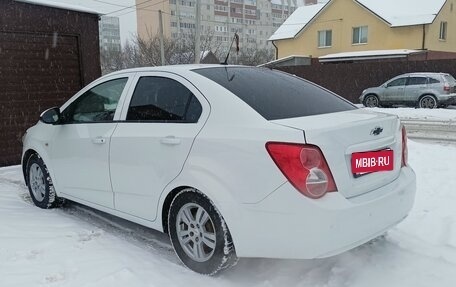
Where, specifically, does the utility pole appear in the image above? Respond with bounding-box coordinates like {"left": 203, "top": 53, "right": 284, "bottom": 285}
{"left": 195, "top": 0, "right": 201, "bottom": 64}
{"left": 158, "top": 10, "right": 165, "bottom": 66}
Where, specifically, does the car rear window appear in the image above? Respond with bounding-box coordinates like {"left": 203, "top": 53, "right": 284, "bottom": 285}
{"left": 443, "top": 74, "right": 456, "bottom": 85}
{"left": 193, "top": 67, "right": 356, "bottom": 120}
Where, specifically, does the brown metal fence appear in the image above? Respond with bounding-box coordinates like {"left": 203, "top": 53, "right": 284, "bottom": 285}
{"left": 277, "top": 59, "right": 456, "bottom": 103}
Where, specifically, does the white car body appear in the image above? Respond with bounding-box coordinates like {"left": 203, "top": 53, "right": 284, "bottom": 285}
{"left": 22, "top": 65, "right": 416, "bottom": 261}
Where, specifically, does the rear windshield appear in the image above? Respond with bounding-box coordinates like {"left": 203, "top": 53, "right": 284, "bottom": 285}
{"left": 444, "top": 74, "right": 456, "bottom": 85}
{"left": 193, "top": 67, "right": 356, "bottom": 120}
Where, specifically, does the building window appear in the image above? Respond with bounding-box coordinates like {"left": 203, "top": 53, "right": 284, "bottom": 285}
{"left": 440, "top": 21, "right": 447, "bottom": 40}
{"left": 352, "top": 26, "right": 368, "bottom": 44}
{"left": 318, "top": 30, "right": 332, "bottom": 47}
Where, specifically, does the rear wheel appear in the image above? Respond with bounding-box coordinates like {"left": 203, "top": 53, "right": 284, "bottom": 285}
{"left": 26, "top": 154, "right": 60, "bottom": 209}
{"left": 168, "top": 189, "right": 237, "bottom": 275}
{"left": 363, "top": 94, "right": 379, "bottom": 108}
{"left": 418, "top": 95, "right": 437, "bottom": 109}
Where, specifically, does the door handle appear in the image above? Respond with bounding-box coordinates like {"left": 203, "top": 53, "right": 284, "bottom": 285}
{"left": 160, "top": 136, "right": 181, "bottom": 145}
{"left": 92, "top": 137, "right": 107, "bottom": 144}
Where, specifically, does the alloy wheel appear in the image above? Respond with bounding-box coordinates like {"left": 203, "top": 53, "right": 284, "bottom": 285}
{"left": 419, "top": 96, "right": 437, "bottom": 109}
{"left": 364, "top": 95, "right": 379, "bottom": 107}
{"left": 29, "top": 163, "right": 46, "bottom": 202}
{"left": 176, "top": 203, "right": 217, "bottom": 262}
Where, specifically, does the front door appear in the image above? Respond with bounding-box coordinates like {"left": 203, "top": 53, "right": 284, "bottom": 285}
{"left": 383, "top": 77, "right": 407, "bottom": 103}
{"left": 109, "top": 72, "right": 209, "bottom": 220}
{"left": 51, "top": 77, "right": 131, "bottom": 208}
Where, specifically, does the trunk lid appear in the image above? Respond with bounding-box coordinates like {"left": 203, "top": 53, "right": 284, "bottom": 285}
{"left": 271, "top": 109, "right": 402, "bottom": 198}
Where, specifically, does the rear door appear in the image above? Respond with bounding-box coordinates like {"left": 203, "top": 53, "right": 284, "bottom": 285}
{"left": 109, "top": 72, "right": 210, "bottom": 221}
{"left": 404, "top": 76, "right": 427, "bottom": 102}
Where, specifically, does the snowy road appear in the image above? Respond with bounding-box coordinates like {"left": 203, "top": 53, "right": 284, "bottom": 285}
{"left": 1, "top": 140, "right": 456, "bottom": 287}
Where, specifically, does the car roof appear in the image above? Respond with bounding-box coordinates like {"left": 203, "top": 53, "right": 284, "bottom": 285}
{"left": 399, "top": 72, "right": 449, "bottom": 77}
{"left": 105, "top": 64, "right": 246, "bottom": 77}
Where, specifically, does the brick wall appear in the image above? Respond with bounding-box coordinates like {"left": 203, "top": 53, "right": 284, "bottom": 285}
{"left": 0, "top": 0, "right": 101, "bottom": 166}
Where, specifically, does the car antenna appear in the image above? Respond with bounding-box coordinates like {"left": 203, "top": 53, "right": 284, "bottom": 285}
{"left": 221, "top": 32, "right": 239, "bottom": 65}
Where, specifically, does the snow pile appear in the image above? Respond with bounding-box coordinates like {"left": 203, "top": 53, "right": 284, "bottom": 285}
{"left": 365, "top": 107, "right": 456, "bottom": 122}
{"left": 1, "top": 140, "right": 456, "bottom": 286}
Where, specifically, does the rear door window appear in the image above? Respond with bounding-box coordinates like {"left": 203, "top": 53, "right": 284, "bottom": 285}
{"left": 193, "top": 67, "right": 355, "bottom": 120}
{"left": 126, "top": 76, "right": 202, "bottom": 123}
{"left": 407, "top": 77, "right": 427, "bottom": 86}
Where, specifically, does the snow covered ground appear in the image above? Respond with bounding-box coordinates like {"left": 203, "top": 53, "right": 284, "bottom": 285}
{"left": 1, "top": 140, "right": 456, "bottom": 287}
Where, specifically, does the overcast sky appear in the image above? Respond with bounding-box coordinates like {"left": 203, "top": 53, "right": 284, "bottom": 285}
{"left": 58, "top": 0, "right": 137, "bottom": 45}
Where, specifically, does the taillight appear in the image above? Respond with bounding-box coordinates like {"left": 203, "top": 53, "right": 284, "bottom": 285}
{"left": 444, "top": 84, "right": 450, "bottom": 93}
{"left": 401, "top": 126, "right": 408, "bottom": 167}
{"left": 266, "top": 142, "right": 337, "bottom": 199}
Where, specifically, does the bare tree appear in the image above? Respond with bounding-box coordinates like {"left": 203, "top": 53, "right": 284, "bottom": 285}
{"left": 100, "top": 31, "right": 275, "bottom": 74}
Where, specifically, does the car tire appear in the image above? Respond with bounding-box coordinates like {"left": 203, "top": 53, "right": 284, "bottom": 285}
{"left": 418, "top": 95, "right": 437, "bottom": 109}
{"left": 363, "top": 94, "right": 380, "bottom": 108}
{"left": 26, "top": 154, "right": 60, "bottom": 209}
{"left": 168, "top": 189, "right": 238, "bottom": 275}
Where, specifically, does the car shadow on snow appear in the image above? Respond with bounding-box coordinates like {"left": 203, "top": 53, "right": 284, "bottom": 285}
{"left": 57, "top": 198, "right": 391, "bottom": 284}
{"left": 17, "top": 186, "right": 393, "bottom": 284}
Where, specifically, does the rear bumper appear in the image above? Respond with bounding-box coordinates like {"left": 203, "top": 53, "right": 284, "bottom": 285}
{"left": 437, "top": 94, "right": 456, "bottom": 105}
{"left": 231, "top": 167, "right": 416, "bottom": 259}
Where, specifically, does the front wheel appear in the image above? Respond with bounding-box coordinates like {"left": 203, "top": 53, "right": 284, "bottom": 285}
{"left": 26, "top": 154, "right": 59, "bottom": 209}
{"left": 168, "top": 189, "right": 237, "bottom": 275}
{"left": 418, "top": 95, "right": 437, "bottom": 109}
{"left": 363, "top": 94, "right": 380, "bottom": 108}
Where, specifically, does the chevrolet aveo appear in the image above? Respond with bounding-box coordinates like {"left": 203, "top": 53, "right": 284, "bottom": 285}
{"left": 22, "top": 65, "right": 416, "bottom": 275}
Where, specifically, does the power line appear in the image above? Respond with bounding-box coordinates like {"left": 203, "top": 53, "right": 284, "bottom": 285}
{"left": 112, "top": 0, "right": 169, "bottom": 17}
{"left": 100, "top": 0, "right": 164, "bottom": 16}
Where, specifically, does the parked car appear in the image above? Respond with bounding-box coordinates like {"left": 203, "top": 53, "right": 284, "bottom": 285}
{"left": 360, "top": 72, "right": 456, "bottom": 108}
{"left": 22, "top": 65, "right": 416, "bottom": 275}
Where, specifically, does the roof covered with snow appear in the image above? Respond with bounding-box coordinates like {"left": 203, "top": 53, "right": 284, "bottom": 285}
{"left": 270, "top": 0, "right": 447, "bottom": 41}
{"left": 268, "top": 3, "right": 327, "bottom": 41}
{"left": 15, "top": 0, "right": 101, "bottom": 15}
{"left": 356, "top": 0, "right": 447, "bottom": 27}
{"left": 319, "top": 49, "right": 424, "bottom": 62}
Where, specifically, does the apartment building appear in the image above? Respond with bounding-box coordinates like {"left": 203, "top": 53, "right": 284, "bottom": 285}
{"left": 99, "top": 16, "right": 121, "bottom": 52}
{"left": 136, "top": 0, "right": 321, "bottom": 51}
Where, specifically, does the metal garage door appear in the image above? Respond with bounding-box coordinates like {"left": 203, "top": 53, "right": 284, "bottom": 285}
{"left": 0, "top": 32, "right": 82, "bottom": 165}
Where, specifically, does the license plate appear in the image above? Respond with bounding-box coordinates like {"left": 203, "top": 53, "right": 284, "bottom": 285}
{"left": 351, "top": 150, "right": 394, "bottom": 174}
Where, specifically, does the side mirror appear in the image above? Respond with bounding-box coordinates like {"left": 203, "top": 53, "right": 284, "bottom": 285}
{"left": 40, "top": 107, "right": 61, "bottom": 124}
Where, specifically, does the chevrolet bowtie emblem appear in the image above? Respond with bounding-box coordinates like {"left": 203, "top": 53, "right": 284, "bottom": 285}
{"left": 371, "top": 127, "right": 384, "bottom": 136}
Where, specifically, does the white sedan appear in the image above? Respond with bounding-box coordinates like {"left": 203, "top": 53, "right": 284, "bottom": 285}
{"left": 22, "top": 65, "right": 416, "bottom": 275}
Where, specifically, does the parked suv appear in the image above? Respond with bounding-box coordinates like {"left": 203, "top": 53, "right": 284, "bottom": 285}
{"left": 360, "top": 72, "right": 456, "bottom": 108}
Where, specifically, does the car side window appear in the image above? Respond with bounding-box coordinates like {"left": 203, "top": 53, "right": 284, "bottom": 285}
{"left": 387, "top": 78, "right": 407, "bottom": 87}
{"left": 61, "top": 78, "right": 128, "bottom": 123}
{"left": 407, "top": 77, "right": 427, "bottom": 86}
{"left": 126, "top": 76, "right": 202, "bottom": 123}
{"left": 428, "top": 78, "right": 440, "bottom": 84}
